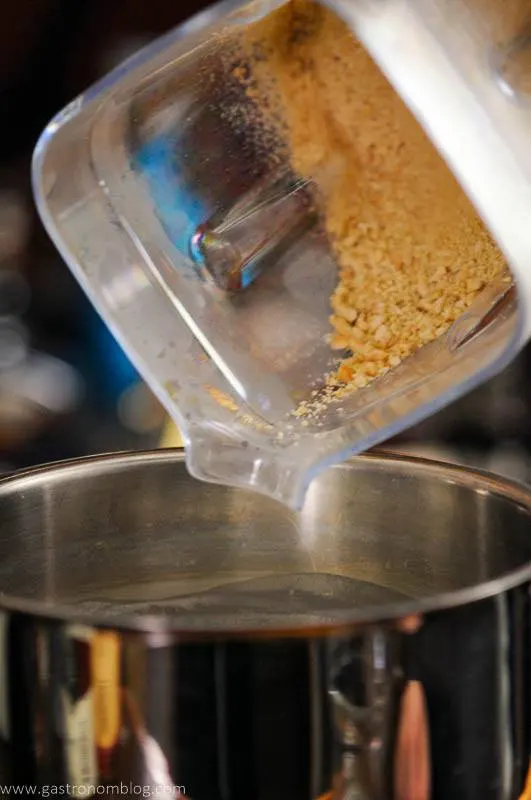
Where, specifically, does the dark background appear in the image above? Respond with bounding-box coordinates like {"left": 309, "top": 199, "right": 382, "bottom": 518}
{"left": 0, "top": 0, "right": 213, "bottom": 472}
{"left": 1, "top": 0, "right": 530, "bottom": 480}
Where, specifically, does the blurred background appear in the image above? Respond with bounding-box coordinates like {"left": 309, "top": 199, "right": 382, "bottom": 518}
{"left": 1, "top": 0, "right": 530, "bottom": 482}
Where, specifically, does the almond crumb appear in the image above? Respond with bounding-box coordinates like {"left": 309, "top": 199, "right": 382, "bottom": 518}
{"left": 237, "top": 0, "right": 509, "bottom": 416}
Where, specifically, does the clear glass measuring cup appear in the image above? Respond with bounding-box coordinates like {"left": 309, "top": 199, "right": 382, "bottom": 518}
{"left": 32, "top": 0, "right": 531, "bottom": 508}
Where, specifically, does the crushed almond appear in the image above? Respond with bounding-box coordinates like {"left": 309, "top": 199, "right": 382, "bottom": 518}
{"left": 237, "top": 0, "right": 508, "bottom": 415}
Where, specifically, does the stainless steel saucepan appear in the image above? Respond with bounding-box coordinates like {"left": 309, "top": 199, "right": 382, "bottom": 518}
{"left": 0, "top": 449, "right": 530, "bottom": 799}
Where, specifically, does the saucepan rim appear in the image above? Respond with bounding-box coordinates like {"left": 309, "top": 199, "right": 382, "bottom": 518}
{"left": 0, "top": 448, "right": 530, "bottom": 639}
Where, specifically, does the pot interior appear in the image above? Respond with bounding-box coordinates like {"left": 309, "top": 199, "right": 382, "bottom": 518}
{"left": 0, "top": 452, "right": 530, "bottom": 630}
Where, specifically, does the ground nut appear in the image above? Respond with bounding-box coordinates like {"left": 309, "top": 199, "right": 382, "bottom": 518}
{"left": 243, "top": 0, "right": 509, "bottom": 413}
{"left": 374, "top": 324, "right": 391, "bottom": 345}
{"left": 330, "top": 315, "right": 353, "bottom": 338}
